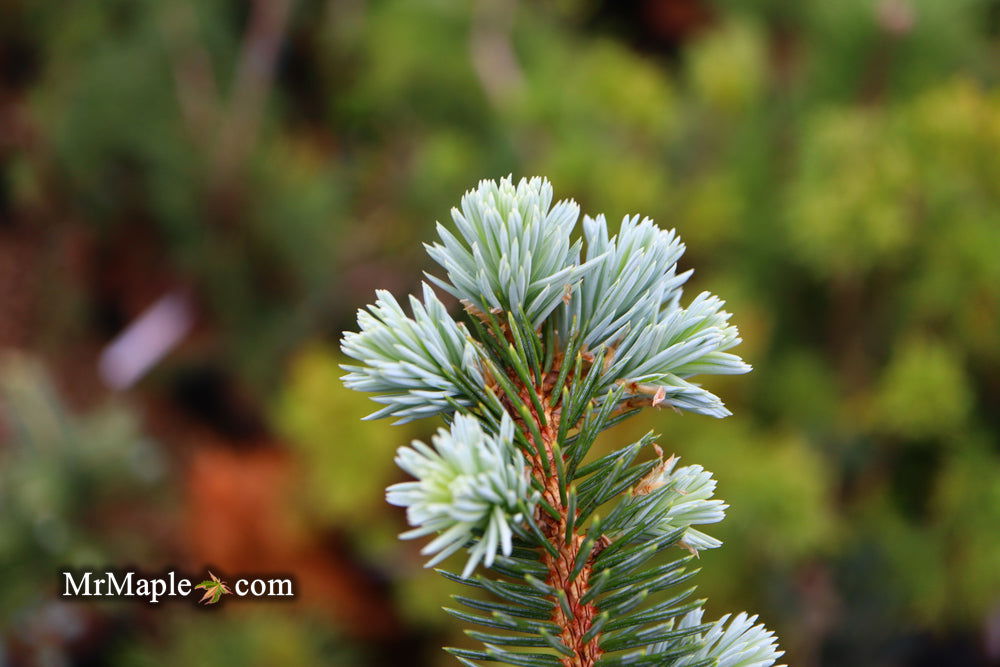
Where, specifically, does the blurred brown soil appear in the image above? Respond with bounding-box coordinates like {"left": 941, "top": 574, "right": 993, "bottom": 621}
{"left": 183, "top": 440, "right": 401, "bottom": 638}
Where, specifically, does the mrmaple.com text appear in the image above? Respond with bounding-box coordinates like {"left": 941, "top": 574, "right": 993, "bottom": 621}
{"left": 61, "top": 570, "right": 294, "bottom": 604}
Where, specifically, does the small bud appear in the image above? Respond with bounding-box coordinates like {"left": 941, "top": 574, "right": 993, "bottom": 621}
{"left": 652, "top": 386, "right": 667, "bottom": 407}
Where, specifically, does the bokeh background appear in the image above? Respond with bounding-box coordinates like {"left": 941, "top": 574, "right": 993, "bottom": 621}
{"left": 1, "top": 0, "right": 999, "bottom": 665}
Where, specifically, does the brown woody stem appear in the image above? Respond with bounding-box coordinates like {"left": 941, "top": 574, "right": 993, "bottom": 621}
{"left": 515, "top": 371, "right": 602, "bottom": 666}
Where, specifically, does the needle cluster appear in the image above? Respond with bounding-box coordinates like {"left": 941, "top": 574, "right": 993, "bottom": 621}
{"left": 343, "top": 176, "right": 783, "bottom": 666}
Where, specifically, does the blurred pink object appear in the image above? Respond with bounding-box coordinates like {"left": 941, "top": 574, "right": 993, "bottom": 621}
{"left": 986, "top": 604, "right": 1000, "bottom": 660}
{"left": 98, "top": 292, "right": 193, "bottom": 390}
{"left": 877, "top": 0, "right": 916, "bottom": 35}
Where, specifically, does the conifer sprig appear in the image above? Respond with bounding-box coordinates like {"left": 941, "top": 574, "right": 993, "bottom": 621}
{"left": 342, "top": 176, "right": 783, "bottom": 666}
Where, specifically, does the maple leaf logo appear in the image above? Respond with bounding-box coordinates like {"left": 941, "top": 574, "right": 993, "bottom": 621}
{"left": 194, "top": 571, "right": 232, "bottom": 605}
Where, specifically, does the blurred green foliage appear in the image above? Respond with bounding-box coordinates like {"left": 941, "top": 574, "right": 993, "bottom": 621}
{"left": 0, "top": 355, "right": 165, "bottom": 659}
{"left": 3, "top": 0, "right": 1000, "bottom": 664}
{"left": 117, "top": 610, "right": 356, "bottom": 667}
{"left": 0, "top": 356, "right": 165, "bottom": 608}
{"left": 275, "top": 345, "right": 406, "bottom": 553}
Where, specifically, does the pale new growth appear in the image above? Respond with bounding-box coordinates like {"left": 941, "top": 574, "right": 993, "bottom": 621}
{"left": 386, "top": 413, "right": 534, "bottom": 578}
{"left": 342, "top": 176, "right": 781, "bottom": 666}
